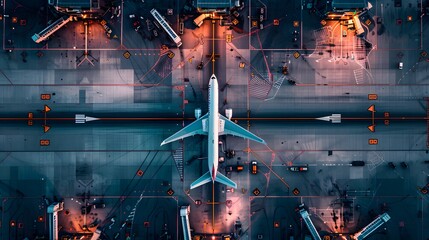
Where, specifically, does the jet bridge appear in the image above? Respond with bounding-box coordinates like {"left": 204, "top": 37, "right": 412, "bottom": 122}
{"left": 47, "top": 202, "right": 64, "bottom": 240}
{"left": 180, "top": 205, "right": 192, "bottom": 240}
{"left": 298, "top": 204, "right": 322, "bottom": 240}
{"left": 353, "top": 213, "right": 391, "bottom": 240}
{"left": 32, "top": 15, "right": 73, "bottom": 43}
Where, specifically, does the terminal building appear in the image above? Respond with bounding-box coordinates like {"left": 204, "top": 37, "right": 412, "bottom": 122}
{"left": 331, "top": 0, "right": 369, "bottom": 12}
{"left": 196, "top": 0, "right": 240, "bottom": 12}
{"left": 48, "top": 0, "right": 102, "bottom": 16}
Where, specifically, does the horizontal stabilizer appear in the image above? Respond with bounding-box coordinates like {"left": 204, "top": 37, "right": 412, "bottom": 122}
{"left": 215, "top": 172, "right": 237, "bottom": 189}
{"left": 190, "top": 171, "right": 212, "bottom": 189}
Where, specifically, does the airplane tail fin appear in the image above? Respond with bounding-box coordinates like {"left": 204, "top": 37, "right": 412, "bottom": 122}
{"left": 215, "top": 172, "right": 237, "bottom": 189}
{"left": 190, "top": 171, "right": 212, "bottom": 189}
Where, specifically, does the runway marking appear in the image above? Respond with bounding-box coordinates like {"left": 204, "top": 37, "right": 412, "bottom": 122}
{"left": 40, "top": 94, "right": 51, "bottom": 100}
{"left": 212, "top": 182, "right": 215, "bottom": 232}
{"left": 39, "top": 139, "right": 50, "bottom": 146}
{"left": 1, "top": 116, "right": 429, "bottom": 122}
{"left": 211, "top": 21, "right": 215, "bottom": 75}
{"left": 368, "top": 151, "right": 385, "bottom": 172}
{"left": 367, "top": 105, "right": 376, "bottom": 132}
{"left": 368, "top": 94, "right": 378, "bottom": 100}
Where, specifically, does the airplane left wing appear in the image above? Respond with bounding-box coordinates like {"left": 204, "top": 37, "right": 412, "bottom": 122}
{"left": 161, "top": 113, "right": 208, "bottom": 146}
{"left": 219, "top": 114, "right": 266, "bottom": 144}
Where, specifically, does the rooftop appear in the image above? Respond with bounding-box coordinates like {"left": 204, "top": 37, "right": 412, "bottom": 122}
{"left": 49, "top": 0, "right": 99, "bottom": 9}
{"left": 196, "top": 0, "right": 232, "bottom": 9}
{"left": 332, "top": 0, "right": 368, "bottom": 9}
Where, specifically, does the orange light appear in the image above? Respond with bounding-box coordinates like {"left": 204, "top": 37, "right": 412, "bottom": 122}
{"left": 38, "top": 216, "right": 44, "bottom": 222}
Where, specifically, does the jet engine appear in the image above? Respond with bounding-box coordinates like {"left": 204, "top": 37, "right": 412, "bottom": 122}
{"left": 195, "top": 108, "right": 202, "bottom": 119}
{"left": 225, "top": 108, "right": 232, "bottom": 120}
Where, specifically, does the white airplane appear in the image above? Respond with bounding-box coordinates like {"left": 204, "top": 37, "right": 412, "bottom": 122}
{"left": 161, "top": 74, "right": 266, "bottom": 189}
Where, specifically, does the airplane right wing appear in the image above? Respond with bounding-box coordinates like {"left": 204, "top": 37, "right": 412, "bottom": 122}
{"left": 219, "top": 114, "right": 266, "bottom": 144}
{"left": 161, "top": 113, "right": 208, "bottom": 146}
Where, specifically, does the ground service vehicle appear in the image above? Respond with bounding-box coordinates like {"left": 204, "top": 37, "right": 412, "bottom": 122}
{"left": 351, "top": 161, "right": 365, "bottom": 166}
{"left": 226, "top": 165, "right": 244, "bottom": 173}
{"left": 193, "top": 13, "right": 212, "bottom": 27}
{"left": 179, "top": 21, "right": 184, "bottom": 34}
{"left": 353, "top": 15, "right": 364, "bottom": 35}
{"left": 251, "top": 161, "right": 258, "bottom": 174}
{"left": 289, "top": 165, "right": 308, "bottom": 172}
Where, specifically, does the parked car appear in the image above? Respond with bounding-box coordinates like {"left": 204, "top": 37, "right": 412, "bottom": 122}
{"left": 400, "top": 161, "right": 408, "bottom": 168}
{"left": 133, "top": 20, "right": 141, "bottom": 31}
{"left": 197, "top": 61, "right": 203, "bottom": 70}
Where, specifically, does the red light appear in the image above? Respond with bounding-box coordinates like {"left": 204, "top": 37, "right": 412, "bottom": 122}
{"left": 274, "top": 221, "right": 280, "bottom": 228}
{"left": 10, "top": 220, "right": 16, "bottom": 227}
{"left": 37, "top": 216, "right": 44, "bottom": 222}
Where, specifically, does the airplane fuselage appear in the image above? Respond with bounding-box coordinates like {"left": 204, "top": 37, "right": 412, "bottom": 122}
{"left": 208, "top": 75, "right": 219, "bottom": 183}
{"left": 161, "top": 74, "right": 265, "bottom": 189}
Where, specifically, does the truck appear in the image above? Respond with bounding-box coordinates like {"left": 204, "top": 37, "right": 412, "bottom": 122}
{"left": 193, "top": 13, "right": 211, "bottom": 27}
{"left": 90, "top": 229, "right": 101, "bottom": 240}
{"left": 353, "top": 15, "right": 364, "bottom": 36}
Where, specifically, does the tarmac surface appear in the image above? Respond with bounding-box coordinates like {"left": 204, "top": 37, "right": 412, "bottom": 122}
{"left": 0, "top": 0, "right": 429, "bottom": 239}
